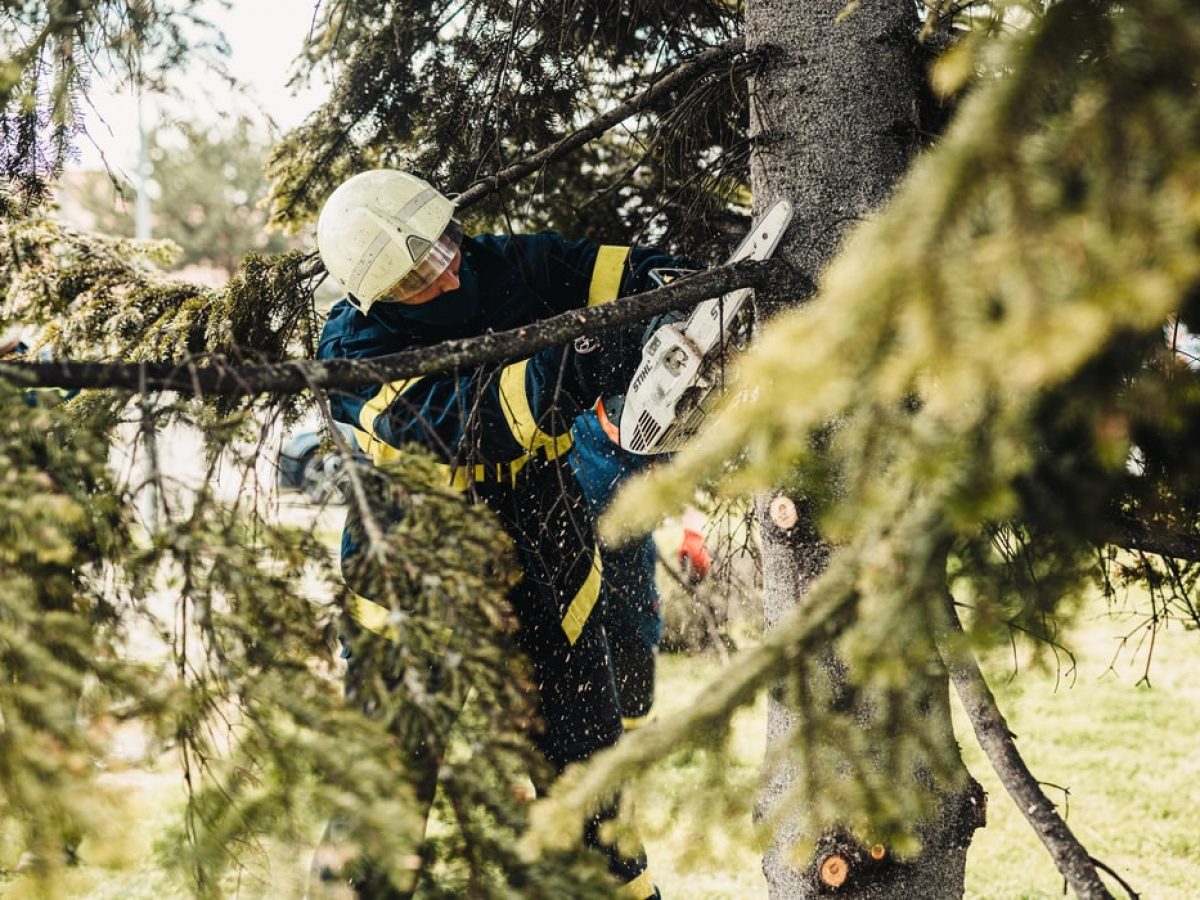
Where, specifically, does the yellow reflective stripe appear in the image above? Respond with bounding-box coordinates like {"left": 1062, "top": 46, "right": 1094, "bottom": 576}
{"left": 350, "top": 368, "right": 564, "bottom": 487}
{"left": 441, "top": 464, "right": 478, "bottom": 491}
{"left": 498, "top": 359, "right": 573, "bottom": 459}
{"left": 353, "top": 427, "right": 533, "bottom": 491}
{"left": 622, "top": 869, "right": 656, "bottom": 899}
{"left": 561, "top": 547, "right": 603, "bottom": 645}
{"left": 357, "top": 377, "right": 422, "bottom": 441}
{"left": 351, "top": 426, "right": 406, "bottom": 467}
{"left": 437, "top": 461, "right": 514, "bottom": 491}
{"left": 621, "top": 712, "right": 655, "bottom": 731}
{"left": 507, "top": 453, "right": 531, "bottom": 484}
{"left": 348, "top": 591, "right": 397, "bottom": 640}
{"left": 589, "top": 245, "right": 631, "bottom": 306}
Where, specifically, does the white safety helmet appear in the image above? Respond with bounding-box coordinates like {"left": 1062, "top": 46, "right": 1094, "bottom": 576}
{"left": 317, "top": 169, "right": 461, "bottom": 314}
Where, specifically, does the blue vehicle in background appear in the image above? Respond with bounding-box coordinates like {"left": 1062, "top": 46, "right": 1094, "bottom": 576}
{"left": 277, "top": 423, "right": 360, "bottom": 504}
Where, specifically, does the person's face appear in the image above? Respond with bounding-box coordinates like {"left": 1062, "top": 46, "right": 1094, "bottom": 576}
{"left": 387, "top": 249, "right": 463, "bottom": 305}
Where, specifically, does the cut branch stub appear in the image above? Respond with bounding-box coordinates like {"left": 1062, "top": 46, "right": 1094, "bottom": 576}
{"left": 769, "top": 494, "right": 799, "bottom": 530}
{"left": 818, "top": 853, "right": 849, "bottom": 888}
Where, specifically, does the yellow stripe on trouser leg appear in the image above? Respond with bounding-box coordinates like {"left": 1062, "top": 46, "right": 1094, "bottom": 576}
{"left": 347, "top": 591, "right": 398, "bottom": 641}
{"left": 622, "top": 869, "right": 656, "bottom": 899}
{"left": 346, "top": 592, "right": 454, "bottom": 646}
{"left": 589, "top": 245, "right": 631, "bottom": 306}
{"left": 498, "top": 359, "right": 573, "bottom": 459}
{"left": 621, "top": 712, "right": 656, "bottom": 731}
{"left": 560, "top": 547, "right": 603, "bottom": 645}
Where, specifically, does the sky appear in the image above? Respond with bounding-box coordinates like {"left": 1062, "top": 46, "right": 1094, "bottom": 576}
{"left": 75, "top": 0, "right": 327, "bottom": 174}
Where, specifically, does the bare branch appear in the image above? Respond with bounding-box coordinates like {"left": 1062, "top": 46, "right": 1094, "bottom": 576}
{"left": 0, "top": 258, "right": 798, "bottom": 396}
{"left": 940, "top": 601, "right": 1119, "bottom": 900}
{"left": 1108, "top": 514, "right": 1200, "bottom": 564}
{"left": 454, "top": 37, "right": 749, "bottom": 211}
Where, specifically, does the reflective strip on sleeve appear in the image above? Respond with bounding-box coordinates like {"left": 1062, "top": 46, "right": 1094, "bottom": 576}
{"left": 588, "top": 245, "right": 631, "bottom": 306}
{"left": 621, "top": 870, "right": 656, "bottom": 899}
{"left": 357, "top": 377, "right": 422, "bottom": 443}
{"left": 498, "top": 359, "right": 573, "bottom": 459}
{"left": 440, "top": 459, "right": 530, "bottom": 491}
{"left": 353, "top": 427, "right": 532, "bottom": 492}
{"left": 355, "top": 419, "right": 472, "bottom": 489}
{"left": 561, "top": 547, "right": 603, "bottom": 645}
{"left": 351, "top": 425, "right": 405, "bottom": 467}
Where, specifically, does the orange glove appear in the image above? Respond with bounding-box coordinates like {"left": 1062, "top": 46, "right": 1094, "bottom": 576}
{"left": 678, "top": 528, "right": 712, "bottom": 582}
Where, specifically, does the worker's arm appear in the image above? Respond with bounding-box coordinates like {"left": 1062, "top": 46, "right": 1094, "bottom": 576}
{"left": 319, "top": 303, "right": 636, "bottom": 468}
{"left": 493, "top": 232, "right": 691, "bottom": 312}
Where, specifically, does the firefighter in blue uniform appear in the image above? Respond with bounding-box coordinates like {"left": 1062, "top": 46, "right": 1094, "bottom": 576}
{"left": 313, "top": 169, "right": 683, "bottom": 899}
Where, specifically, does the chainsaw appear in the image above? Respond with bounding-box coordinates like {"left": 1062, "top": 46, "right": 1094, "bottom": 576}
{"left": 619, "top": 199, "right": 795, "bottom": 455}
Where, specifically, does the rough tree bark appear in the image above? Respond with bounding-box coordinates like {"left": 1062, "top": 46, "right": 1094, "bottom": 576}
{"left": 747, "top": 1, "right": 984, "bottom": 897}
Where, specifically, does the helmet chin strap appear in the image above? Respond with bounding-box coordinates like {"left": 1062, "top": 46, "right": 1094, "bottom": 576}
{"left": 388, "top": 253, "right": 481, "bottom": 328}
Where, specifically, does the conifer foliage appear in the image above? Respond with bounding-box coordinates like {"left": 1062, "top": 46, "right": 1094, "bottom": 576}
{"left": 267, "top": 0, "right": 750, "bottom": 252}
{"left": 1, "top": 0, "right": 1199, "bottom": 896}
{"left": 0, "top": 379, "right": 136, "bottom": 878}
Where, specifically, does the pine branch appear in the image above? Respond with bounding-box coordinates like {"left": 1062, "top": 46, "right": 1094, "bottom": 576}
{"left": 453, "top": 37, "right": 749, "bottom": 211}
{"left": 940, "top": 601, "right": 1119, "bottom": 900}
{"left": 0, "top": 258, "right": 797, "bottom": 396}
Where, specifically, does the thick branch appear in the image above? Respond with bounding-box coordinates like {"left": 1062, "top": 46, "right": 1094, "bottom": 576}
{"left": 940, "top": 602, "right": 1117, "bottom": 900}
{"left": 1108, "top": 514, "right": 1200, "bottom": 564}
{"left": 0, "top": 258, "right": 796, "bottom": 396}
{"left": 454, "top": 37, "right": 748, "bottom": 211}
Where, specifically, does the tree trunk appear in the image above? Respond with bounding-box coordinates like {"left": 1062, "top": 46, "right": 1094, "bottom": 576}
{"left": 747, "top": 2, "right": 984, "bottom": 897}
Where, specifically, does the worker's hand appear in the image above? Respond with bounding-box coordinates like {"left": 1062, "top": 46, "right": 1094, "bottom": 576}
{"left": 568, "top": 322, "right": 648, "bottom": 402}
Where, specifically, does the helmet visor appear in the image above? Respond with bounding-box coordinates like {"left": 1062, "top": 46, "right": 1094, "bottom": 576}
{"left": 382, "top": 219, "right": 463, "bottom": 302}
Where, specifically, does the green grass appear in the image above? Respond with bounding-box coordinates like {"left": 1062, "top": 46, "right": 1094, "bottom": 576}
{"left": 4, "top": 601, "right": 1197, "bottom": 898}
{"left": 640, "top": 606, "right": 1200, "bottom": 899}
{"left": 959, "top": 609, "right": 1200, "bottom": 900}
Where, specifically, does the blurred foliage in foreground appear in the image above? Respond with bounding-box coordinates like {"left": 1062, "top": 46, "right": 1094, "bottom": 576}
{"left": 585, "top": 0, "right": 1200, "bottom": 856}
{"left": 1, "top": 0, "right": 1200, "bottom": 894}
{"left": 0, "top": 373, "right": 608, "bottom": 895}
